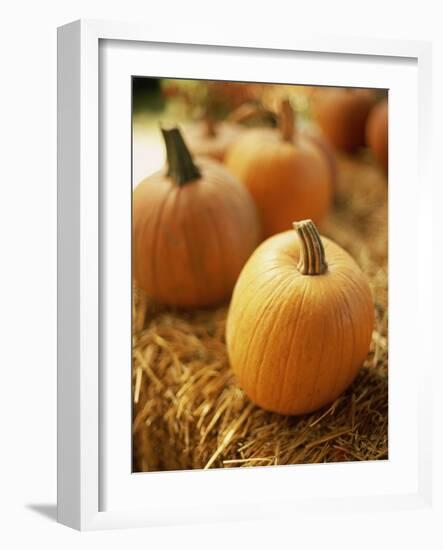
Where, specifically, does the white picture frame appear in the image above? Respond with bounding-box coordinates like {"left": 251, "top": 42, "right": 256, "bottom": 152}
{"left": 57, "top": 19, "right": 434, "bottom": 531}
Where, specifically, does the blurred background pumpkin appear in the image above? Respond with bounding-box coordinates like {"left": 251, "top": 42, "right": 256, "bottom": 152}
{"left": 311, "top": 87, "right": 377, "bottom": 153}
{"left": 225, "top": 99, "right": 333, "bottom": 236}
{"left": 366, "top": 97, "right": 389, "bottom": 173}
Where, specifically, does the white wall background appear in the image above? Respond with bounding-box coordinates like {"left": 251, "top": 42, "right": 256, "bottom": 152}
{"left": 0, "top": 1, "right": 441, "bottom": 548}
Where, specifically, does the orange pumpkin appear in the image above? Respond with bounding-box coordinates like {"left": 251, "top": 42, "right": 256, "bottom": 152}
{"left": 366, "top": 98, "right": 388, "bottom": 173}
{"left": 206, "top": 81, "right": 262, "bottom": 110}
{"left": 304, "top": 128, "right": 338, "bottom": 191}
{"left": 225, "top": 100, "right": 332, "bottom": 238}
{"left": 312, "top": 88, "right": 376, "bottom": 153}
{"left": 183, "top": 118, "right": 243, "bottom": 162}
{"left": 226, "top": 220, "right": 374, "bottom": 415}
{"left": 184, "top": 104, "right": 275, "bottom": 162}
{"left": 133, "top": 127, "right": 261, "bottom": 308}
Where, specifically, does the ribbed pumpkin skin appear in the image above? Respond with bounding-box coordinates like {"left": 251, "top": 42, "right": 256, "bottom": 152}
{"left": 225, "top": 129, "right": 332, "bottom": 237}
{"left": 226, "top": 230, "right": 374, "bottom": 415}
{"left": 312, "top": 89, "right": 375, "bottom": 153}
{"left": 133, "top": 157, "right": 261, "bottom": 308}
{"left": 366, "top": 99, "right": 388, "bottom": 173}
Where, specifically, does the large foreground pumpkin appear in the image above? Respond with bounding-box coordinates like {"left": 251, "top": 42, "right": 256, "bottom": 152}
{"left": 226, "top": 220, "right": 374, "bottom": 415}
{"left": 225, "top": 100, "right": 332, "bottom": 237}
{"left": 133, "top": 127, "right": 261, "bottom": 308}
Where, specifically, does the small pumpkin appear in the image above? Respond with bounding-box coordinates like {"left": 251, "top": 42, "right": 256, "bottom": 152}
{"left": 304, "top": 128, "right": 338, "bottom": 191}
{"left": 206, "top": 81, "right": 262, "bottom": 110}
{"left": 184, "top": 104, "right": 275, "bottom": 162}
{"left": 225, "top": 100, "right": 333, "bottom": 238}
{"left": 226, "top": 220, "right": 374, "bottom": 415}
{"left": 133, "top": 127, "right": 261, "bottom": 308}
{"left": 312, "top": 88, "right": 376, "bottom": 153}
{"left": 183, "top": 116, "right": 243, "bottom": 162}
{"left": 366, "top": 98, "right": 388, "bottom": 173}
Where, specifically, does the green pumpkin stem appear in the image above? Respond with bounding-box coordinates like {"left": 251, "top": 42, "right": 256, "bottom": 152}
{"left": 161, "top": 127, "right": 201, "bottom": 186}
{"left": 279, "top": 99, "right": 295, "bottom": 142}
{"left": 293, "top": 220, "right": 328, "bottom": 275}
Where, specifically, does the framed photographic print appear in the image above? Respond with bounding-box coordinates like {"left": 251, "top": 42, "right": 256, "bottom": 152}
{"left": 57, "top": 19, "right": 433, "bottom": 530}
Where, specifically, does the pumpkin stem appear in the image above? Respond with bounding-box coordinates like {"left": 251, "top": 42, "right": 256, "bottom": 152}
{"left": 227, "top": 102, "right": 274, "bottom": 124}
{"left": 203, "top": 112, "right": 217, "bottom": 137}
{"left": 293, "top": 220, "right": 328, "bottom": 275}
{"left": 161, "top": 127, "right": 201, "bottom": 186}
{"left": 279, "top": 99, "right": 295, "bottom": 142}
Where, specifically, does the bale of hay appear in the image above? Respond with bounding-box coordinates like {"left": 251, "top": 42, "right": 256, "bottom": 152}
{"left": 132, "top": 153, "right": 388, "bottom": 471}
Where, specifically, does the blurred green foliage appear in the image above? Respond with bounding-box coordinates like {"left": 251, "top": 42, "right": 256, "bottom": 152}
{"left": 132, "top": 77, "right": 165, "bottom": 114}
